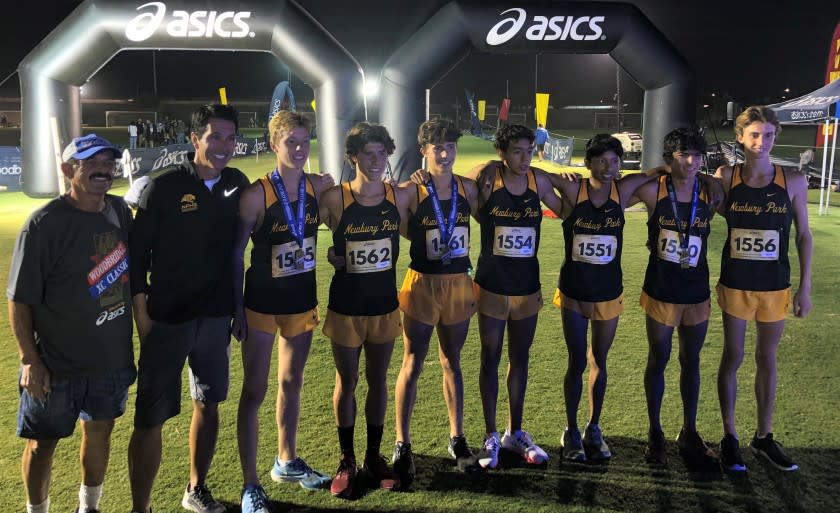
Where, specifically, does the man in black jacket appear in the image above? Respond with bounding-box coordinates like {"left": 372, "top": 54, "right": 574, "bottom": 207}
{"left": 128, "top": 104, "right": 250, "bottom": 513}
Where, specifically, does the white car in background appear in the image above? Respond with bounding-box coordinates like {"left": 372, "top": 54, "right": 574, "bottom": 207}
{"left": 612, "top": 132, "right": 642, "bottom": 169}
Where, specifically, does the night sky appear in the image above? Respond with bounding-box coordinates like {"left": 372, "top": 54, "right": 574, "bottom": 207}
{"left": 1, "top": 0, "right": 837, "bottom": 114}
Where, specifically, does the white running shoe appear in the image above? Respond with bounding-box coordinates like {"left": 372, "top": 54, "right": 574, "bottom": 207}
{"left": 501, "top": 429, "right": 549, "bottom": 464}
{"left": 478, "top": 432, "right": 501, "bottom": 469}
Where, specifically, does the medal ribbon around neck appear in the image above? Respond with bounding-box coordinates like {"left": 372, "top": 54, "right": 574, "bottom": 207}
{"left": 665, "top": 174, "right": 699, "bottom": 256}
{"left": 424, "top": 176, "right": 459, "bottom": 250}
{"left": 269, "top": 169, "right": 306, "bottom": 248}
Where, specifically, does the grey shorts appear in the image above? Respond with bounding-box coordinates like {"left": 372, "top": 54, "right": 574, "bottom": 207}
{"left": 134, "top": 316, "right": 231, "bottom": 428}
{"left": 17, "top": 367, "right": 136, "bottom": 440}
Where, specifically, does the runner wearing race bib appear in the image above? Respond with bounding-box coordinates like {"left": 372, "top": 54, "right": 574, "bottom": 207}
{"left": 545, "top": 134, "right": 662, "bottom": 463}
{"left": 394, "top": 118, "right": 481, "bottom": 484}
{"left": 319, "top": 123, "right": 410, "bottom": 498}
{"left": 467, "top": 125, "right": 565, "bottom": 470}
{"left": 634, "top": 127, "right": 719, "bottom": 468}
{"left": 232, "top": 111, "right": 333, "bottom": 508}
{"left": 714, "top": 106, "right": 812, "bottom": 473}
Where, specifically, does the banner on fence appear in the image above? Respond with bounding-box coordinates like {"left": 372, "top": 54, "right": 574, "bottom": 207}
{"left": 544, "top": 136, "right": 573, "bottom": 166}
{"left": 0, "top": 146, "right": 22, "bottom": 189}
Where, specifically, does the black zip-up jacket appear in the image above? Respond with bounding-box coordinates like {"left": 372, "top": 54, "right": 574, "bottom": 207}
{"left": 129, "top": 159, "right": 250, "bottom": 323}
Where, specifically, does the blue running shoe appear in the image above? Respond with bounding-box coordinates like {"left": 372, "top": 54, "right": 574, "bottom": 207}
{"left": 241, "top": 483, "right": 272, "bottom": 513}
{"left": 270, "top": 456, "right": 331, "bottom": 489}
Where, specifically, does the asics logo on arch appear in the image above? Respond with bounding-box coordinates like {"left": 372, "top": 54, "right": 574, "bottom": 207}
{"left": 125, "top": 2, "right": 255, "bottom": 43}
{"left": 486, "top": 8, "right": 605, "bottom": 46}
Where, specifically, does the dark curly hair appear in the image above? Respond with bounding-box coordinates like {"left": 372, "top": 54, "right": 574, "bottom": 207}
{"left": 191, "top": 103, "right": 239, "bottom": 136}
{"left": 417, "top": 118, "right": 461, "bottom": 147}
{"left": 494, "top": 124, "right": 534, "bottom": 152}
{"left": 345, "top": 122, "right": 395, "bottom": 160}
{"left": 662, "top": 126, "right": 706, "bottom": 164}
{"left": 585, "top": 134, "right": 624, "bottom": 161}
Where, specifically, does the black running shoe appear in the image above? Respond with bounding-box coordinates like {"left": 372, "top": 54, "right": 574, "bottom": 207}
{"left": 645, "top": 429, "right": 667, "bottom": 465}
{"left": 750, "top": 433, "right": 798, "bottom": 471}
{"left": 392, "top": 441, "right": 416, "bottom": 488}
{"left": 719, "top": 433, "right": 746, "bottom": 472}
{"left": 448, "top": 435, "right": 480, "bottom": 472}
{"left": 676, "top": 428, "right": 719, "bottom": 466}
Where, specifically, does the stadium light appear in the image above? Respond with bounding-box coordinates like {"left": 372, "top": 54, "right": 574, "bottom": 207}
{"left": 363, "top": 77, "right": 379, "bottom": 99}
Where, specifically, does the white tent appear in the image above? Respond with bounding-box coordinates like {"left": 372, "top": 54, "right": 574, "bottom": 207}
{"left": 768, "top": 78, "right": 840, "bottom": 215}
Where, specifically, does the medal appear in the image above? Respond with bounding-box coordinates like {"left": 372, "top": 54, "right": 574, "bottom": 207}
{"left": 680, "top": 248, "right": 690, "bottom": 269}
{"left": 425, "top": 176, "right": 459, "bottom": 265}
{"left": 294, "top": 248, "right": 305, "bottom": 269}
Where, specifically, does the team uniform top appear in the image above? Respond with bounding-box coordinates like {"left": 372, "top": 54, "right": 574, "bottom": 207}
{"left": 642, "top": 175, "right": 713, "bottom": 304}
{"left": 407, "top": 175, "right": 472, "bottom": 275}
{"left": 329, "top": 183, "right": 401, "bottom": 316}
{"left": 8, "top": 195, "right": 135, "bottom": 378}
{"left": 720, "top": 164, "right": 792, "bottom": 292}
{"left": 245, "top": 173, "right": 319, "bottom": 315}
{"left": 474, "top": 166, "right": 542, "bottom": 296}
{"left": 559, "top": 181, "right": 624, "bottom": 302}
{"left": 130, "top": 161, "right": 249, "bottom": 323}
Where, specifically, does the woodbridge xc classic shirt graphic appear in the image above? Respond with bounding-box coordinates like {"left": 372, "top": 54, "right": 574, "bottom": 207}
{"left": 7, "top": 195, "right": 135, "bottom": 378}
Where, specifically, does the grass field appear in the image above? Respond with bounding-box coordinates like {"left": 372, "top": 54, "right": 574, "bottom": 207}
{"left": 1, "top": 137, "right": 839, "bottom": 512}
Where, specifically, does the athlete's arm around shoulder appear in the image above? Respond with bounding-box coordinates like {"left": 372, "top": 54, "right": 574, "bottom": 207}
{"left": 532, "top": 166, "right": 577, "bottom": 215}
{"left": 533, "top": 169, "right": 566, "bottom": 218}
{"left": 308, "top": 172, "right": 335, "bottom": 201}
{"left": 318, "top": 184, "right": 343, "bottom": 232}
{"left": 786, "top": 167, "right": 812, "bottom": 317}
{"left": 713, "top": 165, "right": 735, "bottom": 214}
{"left": 391, "top": 184, "right": 413, "bottom": 238}
{"left": 633, "top": 177, "right": 660, "bottom": 217}
{"left": 396, "top": 180, "right": 420, "bottom": 219}
{"left": 459, "top": 173, "right": 480, "bottom": 216}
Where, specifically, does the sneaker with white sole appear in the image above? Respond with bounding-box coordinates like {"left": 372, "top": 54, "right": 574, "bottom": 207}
{"left": 477, "top": 432, "right": 501, "bottom": 469}
{"left": 270, "top": 456, "right": 331, "bottom": 489}
{"left": 241, "top": 484, "right": 272, "bottom": 513}
{"left": 561, "top": 427, "right": 587, "bottom": 462}
{"left": 583, "top": 423, "right": 612, "bottom": 460}
{"left": 448, "top": 435, "right": 480, "bottom": 472}
{"left": 181, "top": 484, "right": 225, "bottom": 513}
{"left": 502, "top": 429, "right": 549, "bottom": 464}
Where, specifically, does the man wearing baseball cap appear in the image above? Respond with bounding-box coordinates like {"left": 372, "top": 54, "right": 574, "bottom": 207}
{"left": 8, "top": 134, "right": 135, "bottom": 513}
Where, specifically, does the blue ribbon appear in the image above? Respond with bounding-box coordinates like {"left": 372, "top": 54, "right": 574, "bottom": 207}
{"left": 424, "top": 176, "right": 459, "bottom": 249}
{"left": 269, "top": 169, "right": 306, "bottom": 248}
{"left": 665, "top": 174, "right": 699, "bottom": 251}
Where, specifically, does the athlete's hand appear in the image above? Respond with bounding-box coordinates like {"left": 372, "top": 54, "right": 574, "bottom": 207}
{"left": 232, "top": 306, "right": 248, "bottom": 342}
{"left": 327, "top": 246, "right": 345, "bottom": 270}
{"left": 20, "top": 357, "right": 50, "bottom": 402}
{"left": 409, "top": 169, "right": 429, "bottom": 185}
{"left": 792, "top": 288, "right": 811, "bottom": 317}
{"left": 546, "top": 171, "right": 581, "bottom": 188}
{"left": 698, "top": 174, "right": 724, "bottom": 209}
{"left": 134, "top": 311, "right": 154, "bottom": 341}
{"left": 317, "top": 173, "right": 335, "bottom": 190}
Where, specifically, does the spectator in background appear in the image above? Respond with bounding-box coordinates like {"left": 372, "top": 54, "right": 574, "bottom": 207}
{"left": 535, "top": 124, "right": 549, "bottom": 161}
{"left": 128, "top": 122, "right": 138, "bottom": 150}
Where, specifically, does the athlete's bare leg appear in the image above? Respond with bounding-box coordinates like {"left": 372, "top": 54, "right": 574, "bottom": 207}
{"left": 437, "top": 319, "right": 471, "bottom": 437}
{"left": 506, "top": 314, "right": 538, "bottom": 432}
{"left": 644, "top": 315, "right": 675, "bottom": 433}
{"left": 395, "top": 314, "right": 434, "bottom": 443}
{"left": 237, "top": 328, "right": 275, "bottom": 485}
{"left": 587, "top": 317, "right": 618, "bottom": 425}
{"left": 562, "top": 308, "right": 589, "bottom": 430}
{"left": 755, "top": 320, "right": 785, "bottom": 437}
{"left": 478, "top": 314, "right": 507, "bottom": 434}
{"left": 718, "top": 313, "right": 747, "bottom": 438}
{"left": 275, "top": 330, "right": 314, "bottom": 461}
{"left": 676, "top": 321, "right": 709, "bottom": 432}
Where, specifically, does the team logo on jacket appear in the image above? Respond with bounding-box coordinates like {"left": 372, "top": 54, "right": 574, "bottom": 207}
{"left": 181, "top": 193, "right": 198, "bottom": 212}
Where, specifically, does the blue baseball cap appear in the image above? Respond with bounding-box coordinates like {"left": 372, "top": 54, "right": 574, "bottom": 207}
{"left": 62, "top": 134, "right": 120, "bottom": 162}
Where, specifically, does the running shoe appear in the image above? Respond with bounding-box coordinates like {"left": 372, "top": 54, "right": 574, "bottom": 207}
{"left": 750, "top": 433, "right": 798, "bottom": 471}
{"left": 447, "top": 435, "right": 480, "bottom": 472}
{"left": 241, "top": 484, "right": 272, "bottom": 513}
{"left": 270, "top": 456, "right": 331, "bottom": 489}
{"left": 561, "top": 427, "right": 587, "bottom": 462}
{"left": 501, "top": 429, "right": 549, "bottom": 464}
{"left": 477, "top": 432, "right": 501, "bottom": 469}
{"left": 582, "top": 423, "right": 612, "bottom": 460}
{"left": 391, "top": 441, "right": 416, "bottom": 488}
{"left": 330, "top": 454, "right": 358, "bottom": 499}
{"left": 719, "top": 433, "right": 746, "bottom": 472}
{"left": 363, "top": 452, "right": 400, "bottom": 490}
{"left": 645, "top": 429, "right": 667, "bottom": 465}
{"left": 181, "top": 483, "right": 225, "bottom": 513}
{"left": 676, "top": 428, "right": 719, "bottom": 466}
